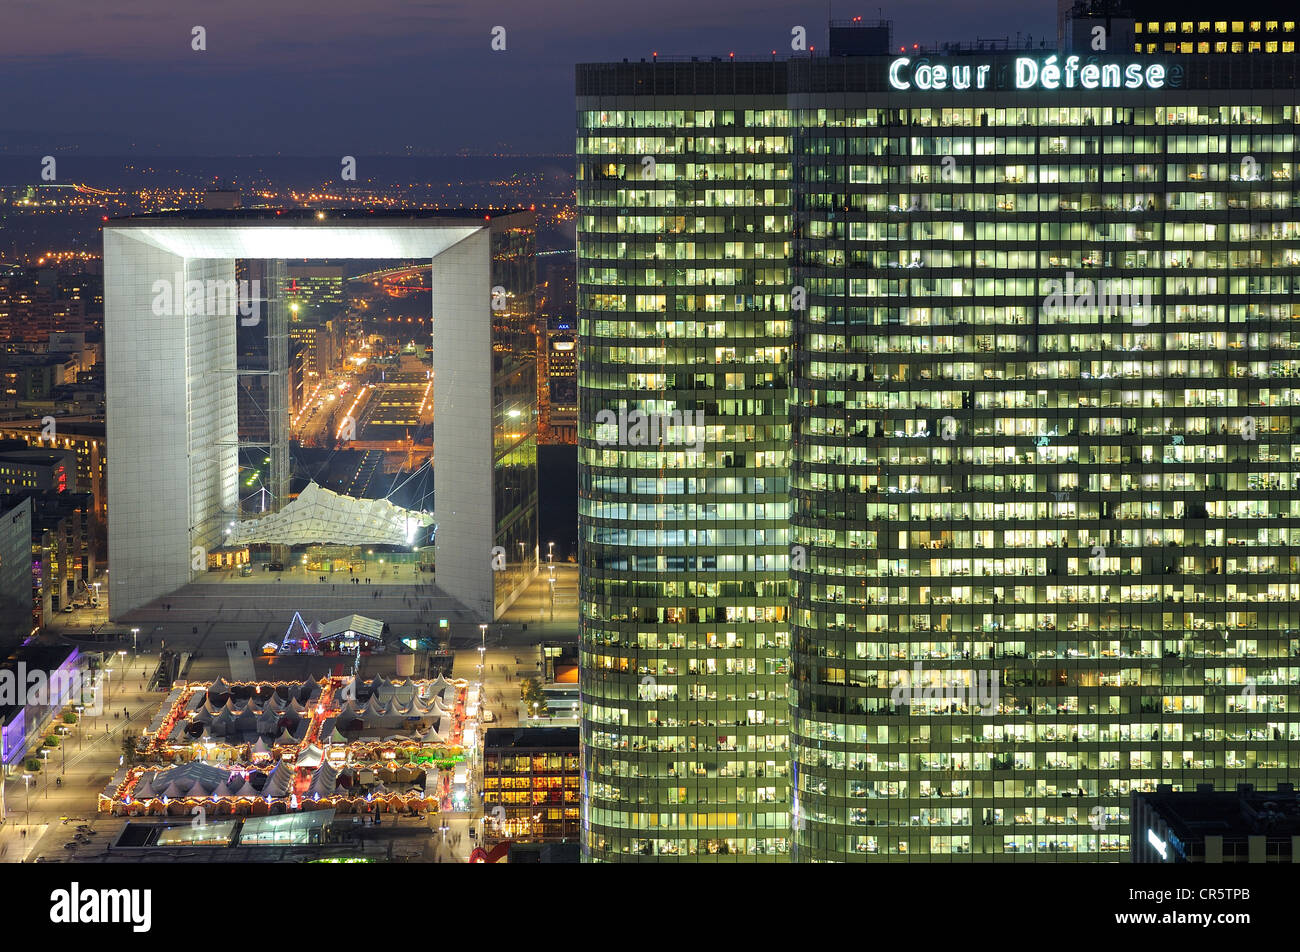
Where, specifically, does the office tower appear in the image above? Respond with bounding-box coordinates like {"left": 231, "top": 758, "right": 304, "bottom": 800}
{"left": 576, "top": 61, "right": 796, "bottom": 860}
{"left": 1132, "top": 12, "right": 1298, "bottom": 54}
{"left": 286, "top": 263, "right": 346, "bottom": 317}
{"left": 581, "top": 31, "right": 1300, "bottom": 862}
{"left": 0, "top": 496, "right": 32, "bottom": 638}
{"left": 790, "top": 49, "right": 1300, "bottom": 861}
{"left": 546, "top": 334, "right": 578, "bottom": 443}
{"left": 1058, "top": 1, "right": 1300, "bottom": 55}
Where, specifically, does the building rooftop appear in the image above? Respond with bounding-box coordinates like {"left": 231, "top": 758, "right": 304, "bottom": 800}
{"left": 0, "top": 445, "right": 74, "bottom": 468}
{"left": 483, "top": 726, "right": 579, "bottom": 750}
{"left": 0, "top": 490, "right": 92, "bottom": 532}
{"left": 1138, "top": 784, "right": 1300, "bottom": 840}
{"left": 0, "top": 643, "right": 79, "bottom": 726}
{"left": 109, "top": 208, "right": 530, "bottom": 225}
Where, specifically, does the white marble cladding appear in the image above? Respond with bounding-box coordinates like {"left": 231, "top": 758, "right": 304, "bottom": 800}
{"left": 105, "top": 220, "right": 496, "bottom": 619}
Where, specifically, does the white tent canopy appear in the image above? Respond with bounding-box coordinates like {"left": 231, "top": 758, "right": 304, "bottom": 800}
{"left": 317, "top": 614, "right": 385, "bottom": 643}
{"left": 225, "top": 481, "right": 432, "bottom": 547}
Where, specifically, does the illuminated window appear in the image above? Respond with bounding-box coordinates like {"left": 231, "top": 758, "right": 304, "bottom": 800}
{"left": 1214, "top": 41, "right": 1228, "bottom": 51}
{"left": 1231, "top": 41, "right": 1244, "bottom": 51}
{"left": 1285, "top": 22, "right": 1295, "bottom": 32}
{"left": 1232, "top": 21, "right": 1244, "bottom": 32}
{"left": 1266, "top": 41, "right": 1278, "bottom": 52}
{"left": 1215, "top": 21, "right": 1227, "bottom": 33}
{"left": 1135, "top": 22, "right": 1143, "bottom": 33}
{"left": 1148, "top": 21, "right": 1159, "bottom": 32}
{"left": 1180, "top": 22, "right": 1193, "bottom": 33}
{"left": 1197, "top": 22, "right": 1209, "bottom": 32}
{"left": 1180, "top": 42, "right": 1193, "bottom": 52}
{"left": 1284, "top": 41, "right": 1295, "bottom": 52}
{"left": 1249, "top": 21, "right": 1261, "bottom": 31}
{"left": 1248, "top": 41, "right": 1262, "bottom": 52}
{"left": 1147, "top": 43, "right": 1158, "bottom": 52}
{"left": 1196, "top": 41, "right": 1209, "bottom": 52}
{"left": 1266, "top": 21, "right": 1278, "bottom": 31}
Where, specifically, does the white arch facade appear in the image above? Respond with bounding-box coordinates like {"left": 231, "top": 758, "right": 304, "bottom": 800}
{"left": 105, "top": 214, "right": 504, "bottom": 619}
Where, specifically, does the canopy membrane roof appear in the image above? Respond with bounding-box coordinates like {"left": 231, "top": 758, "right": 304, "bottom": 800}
{"left": 225, "top": 482, "right": 433, "bottom": 547}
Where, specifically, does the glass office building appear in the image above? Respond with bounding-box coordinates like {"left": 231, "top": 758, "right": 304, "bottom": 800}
{"left": 490, "top": 217, "right": 541, "bottom": 615}
{"left": 579, "top": 42, "right": 1300, "bottom": 862}
{"left": 790, "top": 51, "right": 1300, "bottom": 860}
{"left": 576, "top": 62, "right": 795, "bottom": 860}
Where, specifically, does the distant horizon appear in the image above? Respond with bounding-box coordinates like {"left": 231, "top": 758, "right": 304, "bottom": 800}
{"left": 0, "top": 0, "right": 1051, "bottom": 154}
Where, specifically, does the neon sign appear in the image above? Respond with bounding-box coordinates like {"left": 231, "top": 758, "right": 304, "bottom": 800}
{"left": 888, "top": 56, "right": 1167, "bottom": 92}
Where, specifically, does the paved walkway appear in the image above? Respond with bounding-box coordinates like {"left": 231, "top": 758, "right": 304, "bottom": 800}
{"left": 1, "top": 652, "right": 163, "bottom": 862}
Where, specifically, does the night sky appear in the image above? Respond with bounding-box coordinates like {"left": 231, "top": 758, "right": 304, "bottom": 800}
{"left": 0, "top": 0, "right": 1049, "bottom": 156}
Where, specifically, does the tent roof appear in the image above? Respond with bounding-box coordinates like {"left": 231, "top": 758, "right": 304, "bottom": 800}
{"left": 317, "top": 614, "right": 384, "bottom": 641}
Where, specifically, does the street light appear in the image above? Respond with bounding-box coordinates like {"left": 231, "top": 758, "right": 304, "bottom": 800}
{"left": 477, "top": 624, "right": 488, "bottom": 694}
{"left": 22, "top": 773, "right": 32, "bottom": 831}
{"left": 130, "top": 627, "right": 139, "bottom": 656}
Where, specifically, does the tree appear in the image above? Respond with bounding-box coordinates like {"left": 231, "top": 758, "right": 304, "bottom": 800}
{"left": 120, "top": 731, "right": 139, "bottom": 767}
{"left": 520, "top": 677, "right": 547, "bottom": 716}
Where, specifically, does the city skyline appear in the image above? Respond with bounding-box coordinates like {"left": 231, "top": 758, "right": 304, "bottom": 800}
{"left": 0, "top": 2, "right": 1297, "bottom": 911}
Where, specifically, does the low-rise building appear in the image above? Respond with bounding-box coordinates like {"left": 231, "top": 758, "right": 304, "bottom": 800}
{"left": 0, "top": 443, "right": 78, "bottom": 495}
{"left": 482, "top": 727, "right": 580, "bottom": 843}
{"left": 0, "top": 421, "right": 106, "bottom": 520}
{"left": 0, "top": 644, "right": 83, "bottom": 779}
